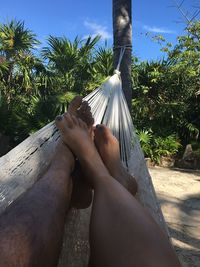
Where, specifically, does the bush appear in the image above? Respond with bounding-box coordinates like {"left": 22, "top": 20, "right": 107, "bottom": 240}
{"left": 137, "top": 129, "right": 181, "bottom": 164}
{"left": 0, "top": 91, "right": 79, "bottom": 149}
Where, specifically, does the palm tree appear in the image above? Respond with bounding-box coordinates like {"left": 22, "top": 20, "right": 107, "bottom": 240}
{"left": 112, "top": 0, "right": 132, "bottom": 109}
{"left": 15, "top": 53, "right": 45, "bottom": 92}
{"left": 94, "top": 47, "right": 114, "bottom": 77}
{"left": 0, "top": 20, "right": 41, "bottom": 101}
{"left": 0, "top": 20, "right": 39, "bottom": 60}
{"left": 42, "top": 35, "right": 100, "bottom": 93}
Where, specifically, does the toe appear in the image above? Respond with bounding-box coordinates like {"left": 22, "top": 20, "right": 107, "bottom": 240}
{"left": 94, "top": 124, "right": 118, "bottom": 150}
{"left": 80, "top": 101, "right": 90, "bottom": 112}
{"left": 64, "top": 113, "right": 74, "bottom": 128}
{"left": 95, "top": 124, "right": 111, "bottom": 138}
{"left": 55, "top": 115, "right": 63, "bottom": 122}
{"left": 70, "top": 114, "right": 79, "bottom": 126}
{"left": 78, "top": 118, "right": 87, "bottom": 129}
{"left": 68, "top": 96, "right": 83, "bottom": 115}
{"left": 86, "top": 115, "right": 94, "bottom": 127}
{"left": 55, "top": 115, "right": 65, "bottom": 131}
{"left": 77, "top": 103, "right": 94, "bottom": 127}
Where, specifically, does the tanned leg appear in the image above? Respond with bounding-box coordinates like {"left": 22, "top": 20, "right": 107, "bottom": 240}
{"left": 94, "top": 124, "right": 137, "bottom": 195}
{"left": 0, "top": 141, "right": 74, "bottom": 267}
{"left": 56, "top": 114, "right": 181, "bottom": 267}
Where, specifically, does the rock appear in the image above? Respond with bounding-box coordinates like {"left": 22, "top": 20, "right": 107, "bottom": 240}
{"left": 175, "top": 144, "right": 200, "bottom": 170}
{"left": 183, "top": 144, "right": 193, "bottom": 160}
{"left": 145, "top": 158, "right": 155, "bottom": 167}
{"left": 160, "top": 156, "right": 175, "bottom": 168}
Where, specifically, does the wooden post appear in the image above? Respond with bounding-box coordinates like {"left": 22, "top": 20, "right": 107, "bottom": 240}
{"left": 113, "top": 0, "right": 132, "bottom": 110}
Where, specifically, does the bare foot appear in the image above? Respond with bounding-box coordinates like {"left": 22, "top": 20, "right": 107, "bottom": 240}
{"left": 55, "top": 114, "right": 111, "bottom": 188}
{"left": 94, "top": 125, "right": 137, "bottom": 196}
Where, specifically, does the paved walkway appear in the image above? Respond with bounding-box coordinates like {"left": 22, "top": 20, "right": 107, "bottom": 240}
{"left": 149, "top": 167, "right": 200, "bottom": 267}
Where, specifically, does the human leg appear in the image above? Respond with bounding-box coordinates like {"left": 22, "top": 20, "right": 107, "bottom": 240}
{"left": 56, "top": 115, "right": 181, "bottom": 267}
{"left": 90, "top": 125, "right": 180, "bottom": 267}
{"left": 0, "top": 141, "right": 74, "bottom": 267}
{"left": 0, "top": 96, "right": 94, "bottom": 267}
{"left": 94, "top": 124, "right": 137, "bottom": 195}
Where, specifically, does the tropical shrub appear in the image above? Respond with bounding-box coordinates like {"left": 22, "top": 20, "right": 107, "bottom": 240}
{"left": 42, "top": 35, "right": 100, "bottom": 94}
{"left": 137, "top": 129, "right": 181, "bottom": 164}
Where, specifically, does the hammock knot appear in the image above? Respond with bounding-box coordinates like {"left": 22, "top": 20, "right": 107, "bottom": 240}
{"left": 114, "top": 69, "right": 121, "bottom": 76}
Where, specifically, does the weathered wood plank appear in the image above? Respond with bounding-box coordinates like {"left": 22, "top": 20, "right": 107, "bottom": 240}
{"left": 0, "top": 122, "right": 58, "bottom": 212}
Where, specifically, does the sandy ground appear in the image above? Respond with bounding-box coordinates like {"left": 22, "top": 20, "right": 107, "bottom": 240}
{"left": 149, "top": 167, "right": 200, "bottom": 267}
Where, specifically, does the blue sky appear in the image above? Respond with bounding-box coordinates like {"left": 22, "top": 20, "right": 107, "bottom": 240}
{"left": 0, "top": 0, "right": 198, "bottom": 61}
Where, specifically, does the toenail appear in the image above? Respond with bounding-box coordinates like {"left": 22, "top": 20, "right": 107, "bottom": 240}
{"left": 56, "top": 115, "right": 63, "bottom": 121}
{"left": 96, "top": 124, "right": 104, "bottom": 130}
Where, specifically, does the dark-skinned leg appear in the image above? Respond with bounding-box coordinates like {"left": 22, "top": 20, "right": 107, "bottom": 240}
{"left": 56, "top": 115, "right": 181, "bottom": 267}
{"left": 0, "top": 141, "right": 74, "bottom": 267}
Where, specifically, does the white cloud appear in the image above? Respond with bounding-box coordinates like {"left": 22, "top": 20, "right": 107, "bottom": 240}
{"left": 143, "top": 25, "right": 175, "bottom": 34}
{"left": 84, "top": 20, "right": 112, "bottom": 40}
{"left": 33, "top": 44, "right": 41, "bottom": 49}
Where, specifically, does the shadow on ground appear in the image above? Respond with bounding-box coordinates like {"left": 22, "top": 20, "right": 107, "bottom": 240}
{"left": 149, "top": 167, "right": 200, "bottom": 267}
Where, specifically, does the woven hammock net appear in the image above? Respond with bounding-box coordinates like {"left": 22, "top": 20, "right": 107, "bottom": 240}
{"left": 84, "top": 70, "right": 137, "bottom": 166}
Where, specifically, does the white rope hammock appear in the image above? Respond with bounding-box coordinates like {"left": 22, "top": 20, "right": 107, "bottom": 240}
{"left": 83, "top": 47, "right": 136, "bottom": 165}
{"left": 84, "top": 70, "right": 136, "bottom": 165}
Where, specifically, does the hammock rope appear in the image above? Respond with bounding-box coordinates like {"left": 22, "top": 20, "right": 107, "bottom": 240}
{"left": 116, "top": 46, "right": 126, "bottom": 71}
{"left": 84, "top": 46, "right": 136, "bottom": 165}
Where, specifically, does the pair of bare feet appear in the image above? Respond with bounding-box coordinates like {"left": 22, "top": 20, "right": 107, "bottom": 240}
{"left": 55, "top": 96, "right": 137, "bottom": 208}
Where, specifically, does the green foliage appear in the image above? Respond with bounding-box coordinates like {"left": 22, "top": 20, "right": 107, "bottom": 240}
{"left": 133, "top": 35, "right": 200, "bottom": 159}
{"left": 132, "top": 52, "right": 200, "bottom": 144}
{"left": 136, "top": 129, "right": 153, "bottom": 157}
{"left": 42, "top": 35, "right": 100, "bottom": 93}
{"left": 154, "top": 135, "right": 181, "bottom": 157}
{"left": 0, "top": 20, "right": 42, "bottom": 101}
{"left": 137, "top": 129, "right": 181, "bottom": 164}
{"left": 0, "top": 91, "right": 77, "bottom": 146}
{"left": 0, "top": 20, "right": 39, "bottom": 58}
{"left": 0, "top": 18, "right": 200, "bottom": 165}
{"left": 0, "top": 19, "right": 116, "bottom": 152}
{"left": 93, "top": 47, "right": 113, "bottom": 77}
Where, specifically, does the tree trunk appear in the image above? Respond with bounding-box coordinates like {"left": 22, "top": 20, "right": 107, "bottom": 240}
{"left": 113, "top": 0, "right": 132, "bottom": 110}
